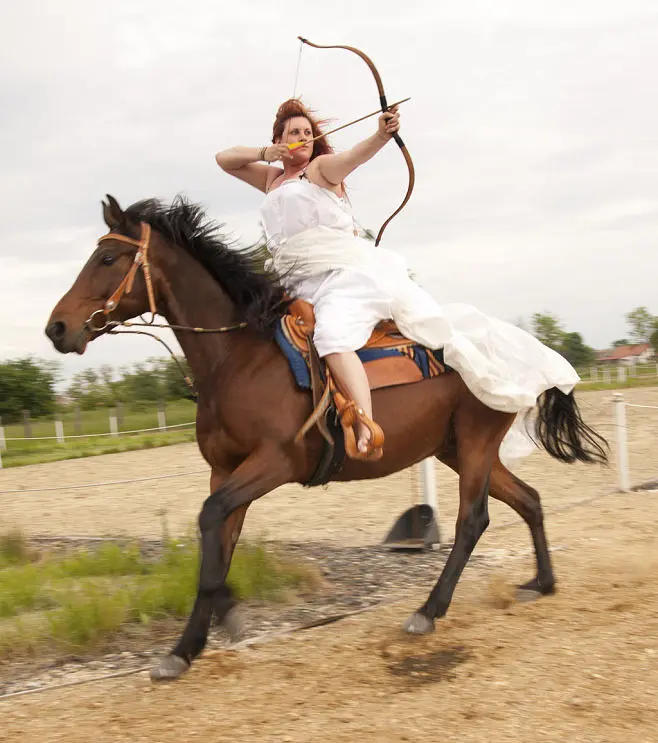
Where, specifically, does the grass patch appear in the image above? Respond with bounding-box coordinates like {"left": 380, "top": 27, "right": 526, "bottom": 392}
{"left": 0, "top": 428, "right": 197, "bottom": 468}
{"left": 577, "top": 377, "right": 658, "bottom": 392}
{"left": 0, "top": 530, "right": 320, "bottom": 658}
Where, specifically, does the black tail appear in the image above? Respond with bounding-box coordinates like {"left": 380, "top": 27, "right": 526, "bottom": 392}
{"left": 534, "top": 388, "right": 608, "bottom": 464}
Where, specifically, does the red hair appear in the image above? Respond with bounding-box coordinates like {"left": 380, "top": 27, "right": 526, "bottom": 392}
{"left": 272, "top": 98, "right": 333, "bottom": 160}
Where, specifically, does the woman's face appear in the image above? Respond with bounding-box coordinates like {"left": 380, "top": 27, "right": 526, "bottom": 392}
{"left": 279, "top": 116, "right": 314, "bottom": 163}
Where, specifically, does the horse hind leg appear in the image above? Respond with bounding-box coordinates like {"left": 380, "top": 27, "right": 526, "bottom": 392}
{"left": 404, "top": 406, "right": 508, "bottom": 633}
{"left": 405, "top": 462, "right": 492, "bottom": 634}
{"left": 489, "top": 459, "right": 556, "bottom": 599}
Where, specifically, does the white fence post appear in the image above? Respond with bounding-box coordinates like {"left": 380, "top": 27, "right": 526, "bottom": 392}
{"left": 420, "top": 458, "right": 438, "bottom": 514}
{"left": 613, "top": 393, "right": 631, "bottom": 492}
{"left": 55, "top": 419, "right": 65, "bottom": 444}
{"left": 617, "top": 365, "right": 627, "bottom": 383}
{"left": 0, "top": 416, "right": 5, "bottom": 452}
{"left": 157, "top": 401, "right": 166, "bottom": 432}
{"left": 603, "top": 367, "right": 611, "bottom": 384}
{"left": 109, "top": 408, "right": 119, "bottom": 436}
{"left": 590, "top": 367, "right": 598, "bottom": 383}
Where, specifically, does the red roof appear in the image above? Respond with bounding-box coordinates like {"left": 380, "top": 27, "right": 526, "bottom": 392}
{"left": 597, "top": 343, "right": 652, "bottom": 362}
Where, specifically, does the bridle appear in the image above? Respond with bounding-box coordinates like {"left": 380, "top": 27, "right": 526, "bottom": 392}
{"left": 85, "top": 222, "right": 248, "bottom": 335}
{"left": 86, "top": 222, "right": 157, "bottom": 332}
{"left": 82, "top": 222, "right": 249, "bottom": 400}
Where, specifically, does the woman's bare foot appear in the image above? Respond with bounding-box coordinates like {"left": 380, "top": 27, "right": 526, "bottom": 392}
{"left": 356, "top": 423, "right": 372, "bottom": 454}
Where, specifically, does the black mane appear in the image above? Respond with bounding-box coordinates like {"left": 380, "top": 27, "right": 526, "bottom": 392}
{"left": 125, "top": 196, "right": 288, "bottom": 332}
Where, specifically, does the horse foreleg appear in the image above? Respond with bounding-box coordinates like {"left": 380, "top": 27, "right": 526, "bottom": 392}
{"left": 489, "top": 459, "right": 555, "bottom": 598}
{"left": 151, "top": 446, "right": 293, "bottom": 681}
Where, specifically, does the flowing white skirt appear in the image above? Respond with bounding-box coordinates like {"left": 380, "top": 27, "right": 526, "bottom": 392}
{"left": 268, "top": 226, "right": 580, "bottom": 463}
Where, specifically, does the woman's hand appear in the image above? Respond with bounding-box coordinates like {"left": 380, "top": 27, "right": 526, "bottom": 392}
{"left": 263, "top": 143, "right": 294, "bottom": 163}
{"left": 377, "top": 106, "right": 400, "bottom": 141}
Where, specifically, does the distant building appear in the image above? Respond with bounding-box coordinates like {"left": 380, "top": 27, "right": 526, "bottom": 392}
{"left": 597, "top": 343, "right": 653, "bottom": 366}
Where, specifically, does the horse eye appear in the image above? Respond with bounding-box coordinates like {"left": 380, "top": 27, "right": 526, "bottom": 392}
{"left": 101, "top": 254, "right": 114, "bottom": 266}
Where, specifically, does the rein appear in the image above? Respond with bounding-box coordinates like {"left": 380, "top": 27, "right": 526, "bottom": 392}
{"left": 85, "top": 221, "right": 249, "bottom": 399}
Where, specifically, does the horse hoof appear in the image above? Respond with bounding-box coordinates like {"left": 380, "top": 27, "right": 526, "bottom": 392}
{"left": 223, "top": 606, "right": 246, "bottom": 642}
{"left": 403, "top": 612, "right": 435, "bottom": 635}
{"left": 516, "top": 578, "right": 554, "bottom": 602}
{"left": 150, "top": 654, "right": 190, "bottom": 682}
{"left": 515, "top": 588, "right": 543, "bottom": 603}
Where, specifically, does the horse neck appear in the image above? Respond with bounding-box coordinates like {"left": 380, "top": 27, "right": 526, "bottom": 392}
{"left": 151, "top": 237, "right": 254, "bottom": 391}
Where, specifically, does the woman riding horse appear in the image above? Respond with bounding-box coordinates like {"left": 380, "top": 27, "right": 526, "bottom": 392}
{"left": 45, "top": 99, "right": 607, "bottom": 682}
{"left": 215, "top": 99, "right": 581, "bottom": 463}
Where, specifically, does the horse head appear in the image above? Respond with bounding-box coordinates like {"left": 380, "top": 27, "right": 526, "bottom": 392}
{"left": 45, "top": 195, "right": 159, "bottom": 354}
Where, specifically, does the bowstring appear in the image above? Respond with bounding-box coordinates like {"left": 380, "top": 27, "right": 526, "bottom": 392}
{"left": 292, "top": 37, "right": 303, "bottom": 98}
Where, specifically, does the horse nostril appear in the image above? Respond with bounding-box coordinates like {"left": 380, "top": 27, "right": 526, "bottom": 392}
{"left": 46, "top": 320, "right": 66, "bottom": 341}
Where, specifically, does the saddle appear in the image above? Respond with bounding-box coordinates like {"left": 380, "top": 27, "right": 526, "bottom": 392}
{"left": 280, "top": 299, "right": 446, "bottom": 469}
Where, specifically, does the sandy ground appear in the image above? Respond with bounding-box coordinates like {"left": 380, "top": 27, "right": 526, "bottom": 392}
{"left": 1, "top": 490, "right": 657, "bottom": 742}
{"left": 0, "top": 387, "right": 657, "bottom": 742}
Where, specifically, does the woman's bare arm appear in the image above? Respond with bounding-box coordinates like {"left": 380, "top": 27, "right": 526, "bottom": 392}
{"left": 310, "top": 108, "right": 400, "bottom": 187}
{"left": 215, "top": 144, "right": 292, "bottom": 193}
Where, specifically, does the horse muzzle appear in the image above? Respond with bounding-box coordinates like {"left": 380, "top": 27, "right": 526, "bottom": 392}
{"left": 45, "top": 318, "right": 89, "bottom": 355}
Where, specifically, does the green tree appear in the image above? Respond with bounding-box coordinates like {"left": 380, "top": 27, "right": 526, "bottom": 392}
{"left": 626, "top": 306, "right": 655, "bottom": 344}
{"left": 0, "top": 357, "right": 58, "bottom": 422}
{"left": 66, "top": 368, "right": 114, "bottom": 410}
{"left": 560, "top": 332, "right": 596, "bottom": 367}
{"left": 531, "top": 312, "right": 565, "bottom": 352}
{"left": 650, "top": 326, "right": 658, "bottom": 354}
{"left": 612, "top": 338, "right": 631, "bottom": 348}
{"left": 162, "top": 356, "right": 193, "bottom": 400}
{"left": 114, "top": 363, "right": 162, "bottom": 403}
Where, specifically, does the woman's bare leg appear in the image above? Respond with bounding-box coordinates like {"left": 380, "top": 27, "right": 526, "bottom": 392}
{"left": 324, "top": 351, "right": 373, "bottom": 453}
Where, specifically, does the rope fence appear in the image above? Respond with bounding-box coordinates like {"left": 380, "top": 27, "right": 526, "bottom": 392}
{"left": 0, "top": 405, "right": 196, "bottom": 468}
{"left": 1, "top": 421, "right": 195, "bottom": 443}
{"left": 0, "top": 469, "right": 208, "bottom": 495}
{"left": 1, "top": 395, "right": 656, "bottom": 499}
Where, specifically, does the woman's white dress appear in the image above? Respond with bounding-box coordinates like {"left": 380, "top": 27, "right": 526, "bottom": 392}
{"left": 260, "top": 177, "right": 580, "bottom": 462}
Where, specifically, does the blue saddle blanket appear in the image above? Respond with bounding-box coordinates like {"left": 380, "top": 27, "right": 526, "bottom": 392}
{"left": 274, "top": 319, "right": 446, "bottom": 390}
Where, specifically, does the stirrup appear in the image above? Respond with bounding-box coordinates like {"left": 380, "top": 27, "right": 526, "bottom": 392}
{"left": 338, "top": 400, "right": 385, "bottom": 462}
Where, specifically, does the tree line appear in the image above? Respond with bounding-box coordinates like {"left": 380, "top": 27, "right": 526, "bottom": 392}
{"left": 1, "top": 306, "right": 656, "bottom": 423}
{"left": 0, "top": 356, "right": 192, "bottom": 424}
{"left": 527, "top": 305, "right": 657, "bottom": 368}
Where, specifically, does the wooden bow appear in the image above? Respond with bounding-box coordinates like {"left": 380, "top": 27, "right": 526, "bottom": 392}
{"left": 298, "top": 36, "right": 415, "bottom": 246}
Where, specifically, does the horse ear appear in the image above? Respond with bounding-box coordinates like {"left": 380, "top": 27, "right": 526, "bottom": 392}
{"left": 102, "top": 194, "right": 124, "bottom": 229}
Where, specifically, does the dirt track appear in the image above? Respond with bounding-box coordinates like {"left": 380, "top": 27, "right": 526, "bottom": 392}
{"left": 1, "top": 387, "right": 657, "bottom": 741}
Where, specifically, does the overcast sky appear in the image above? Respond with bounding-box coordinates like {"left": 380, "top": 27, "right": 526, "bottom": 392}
{"left": 1, "top": 0, "right": 656, "bottom": 387}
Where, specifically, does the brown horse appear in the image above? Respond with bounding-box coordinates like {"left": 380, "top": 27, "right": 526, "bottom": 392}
{"left": 46, "top": 195, "right": 608, "bottom": 681}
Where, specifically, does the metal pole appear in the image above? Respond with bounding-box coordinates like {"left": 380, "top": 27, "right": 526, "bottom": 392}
{"left": 613, "top": 392, "right": 631, "bottom": 492}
